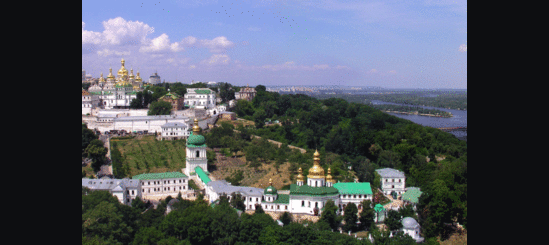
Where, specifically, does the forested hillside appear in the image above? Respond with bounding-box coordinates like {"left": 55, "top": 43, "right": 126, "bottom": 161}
{"left": 234, "top": 87, "right": 467, "bottom": 239}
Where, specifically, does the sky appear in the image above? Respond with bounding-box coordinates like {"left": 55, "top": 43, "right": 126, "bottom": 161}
{"left": 82, "top": 0, "right": 467, "bottom": 89}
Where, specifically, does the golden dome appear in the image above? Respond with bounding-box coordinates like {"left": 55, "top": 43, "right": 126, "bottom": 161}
{"left": 297, "top": 168, "right": 304, "bottom": 181}
{"left": 326, "top": 168, "right": 335, "bottom": 183}
{"left": 129, "top": 68, "right": 135, "bottom": 80}
{"left": 99, "top": 72, "right": 105, "bottom": 83}
{"left": 307, "top": 150, "right": 325, "bottom": 178}
{"left": 117, "top": 58, "right": 128, "bottom": 78}
{"left": 107, "top": 67, "right": 115, "bottom": 79}
{"left": 269, "top": 178, "right": 272, "bottom": 186}
{"left": 192, "top": 118, "right": 201, "bottom": 134}
{"left": 135, "top": 71, "right": 142, "bottom": 82}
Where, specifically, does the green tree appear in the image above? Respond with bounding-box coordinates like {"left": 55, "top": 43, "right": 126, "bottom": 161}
{"left": 132, "top": 227, "right": 165, "bottom": 245}
{"left": 280, "top": 211, "right": 292, "bottom": 226}
{"left": 230, "top": 192, "right": 246, "bottom": 211}
{"left": 343, "top": 202, "right": 358, "bottom": 232}
{"left": 82, "top": 201, "right": 133, "bottom": 244}
{"left": 188, "top": 179, "right": 199, "bottom": 192}
{"left": 254, "top": 204, "right": 265, "bottom": 214}
{"left": 320, "top": 199, "right": 341, "bottom": 231}
{"left": 253, "top": 108, "right": 267, "bottom": 129}
{"left": 211, "top": 200, "right": 240, "bottom": 245}
{"left": 82, "top": 124, "right": 98, "bottom": 157}
{"left": 85, "top": 139, "right": 107, "bottom": 172}
{"left": 148, "top": 100, "right": 172, "bottom": 115}
{"left": 385, "top": 210, "right": 403, "bottom": 232}
{"left": 359, "top": 200, "right": 375, "bottom": 230}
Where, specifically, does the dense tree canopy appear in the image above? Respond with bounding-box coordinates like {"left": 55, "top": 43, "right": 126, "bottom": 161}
{"left": 148, "top": 101, "right": 172, "bottom": 115}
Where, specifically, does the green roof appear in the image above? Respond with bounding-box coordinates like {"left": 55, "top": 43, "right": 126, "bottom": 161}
{"left": 264, "top": 186, "right": 278, "bottom": 195}
{"left": 162, "top": 92, "right": 181, "bottom": 100}
{"left": 195, "top": 167, "right": 211, "bottom": 185}
{"left": 187, "top": 132, "right": 206, "bottom": 146}
{"left": 333, "top": 182, "right": 372, "bottom": 195}
{"left": 195, "top": 89, "right": 211, "bottom": 94}
{"left": 401, "top": 188, "right": 422, "bottom": 204}
{"left": 289, "top": 184, "right": 339, "bottom": 196}
{"left": 132, "top": 172, "right": 187, "bottom": 180}
{"left": 262, "top": 194, "right": 289, "bottom": 204}
{"left": 374, "top": 204, "right": 386, "bottom": 212}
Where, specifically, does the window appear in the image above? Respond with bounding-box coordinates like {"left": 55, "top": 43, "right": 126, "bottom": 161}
{"left": 315, "top": 202, "right": 318, "bottom": 208}
{"left": 132, "top": 190, "right": 135, "bottom": 195}
{"left": 354, "top": 195, "right": 356, "bottom": 198}
{"left": 127, "top": 190, "right": 129, "bottom": 194}
{"left": 196, "top": 151, "right": 199, "bottom": 158}
{"left": 302, "top": 201, "right": 305, "bottom": 207}
{"left": 249, "top": 205, "right": 252, "bottom": 209}
{"left": 256, "top": 198, "right": 259, "bottom": 202}
{"left": 250, "top": 198, "right": 252, "bottom": 201}
{"left": 392, "top": 185, "right": 394, "bottom": 188}
{"left": 392, "top": 179, "right": 395, "bottom": 182}
{"left": 285, "top": 206, "right": 288, "bottom": 210}
{"left": 359, "top": 195, "right": 362, "bottom": 198}
{"left": 399, "top": 179, "right": 401, "bottom": 182}
{"left": 180, "top": 180, "right": 182, "bottom": 183}
{"left": 308, "top": 202, "right": 311, "bottom": 207}
{"left": 277, "top": 205, "right": 280, "bottom": 210}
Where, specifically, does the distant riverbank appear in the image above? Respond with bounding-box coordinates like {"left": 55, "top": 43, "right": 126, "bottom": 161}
{"left": 382, "top": 110, "right": 453, "bottom": 118}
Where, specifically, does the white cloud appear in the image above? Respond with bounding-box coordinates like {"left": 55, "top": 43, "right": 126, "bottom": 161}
{"left": 459, "top": 44, "right": 467, "bottom": 52}
{"left": 181, "top": 36, "right": 198, "bottom": 46}
{"left": 101, "top": 17, "right": 154, "bottom": 46}
{"left": 198, "top": 36, "right": 235, "bottom": 53}
{"left": 97, "top": 49, "right": 131, "bottom": 57}
{"left": 201, "top": 54, "right": 230, "bottom": 65}
{"left": 139, "top": 33, "right": 184, "bottom": 53}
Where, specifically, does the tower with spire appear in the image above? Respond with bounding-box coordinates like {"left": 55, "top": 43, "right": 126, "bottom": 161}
{"left": 184, "top": 118, "right": 208, "bottom": 176}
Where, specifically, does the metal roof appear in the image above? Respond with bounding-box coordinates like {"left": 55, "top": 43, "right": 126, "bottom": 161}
{"left": 207, "top": 180, "right": 263, "bottom": 197}
{"left": 289, "top": 184, "right": 339, "bottom": 196}
{"left": 401, "top": 187, "right": 422, "bottom": 203}
{"left": 82, "top": 178, "right": 140, "bottom": 191}
{"left": 195, "top": 167, "right": 211, "bottom": 185}
{"left": 132, "top": 172, "right": 188, "bottom": 180}
{"left": 333, "top": 182, "right": 373, "bottom": 195}
{"left": 161, "top": 122, "right": 189, "bottom": 128}
{"left": 114, "top": 115, "right": 189, "bottom": 121}
{"left": 375, "top": 168, "right": 406, "bottom": 178}
{"left": 402, "top": 217, "right": 420, "bottom": 229}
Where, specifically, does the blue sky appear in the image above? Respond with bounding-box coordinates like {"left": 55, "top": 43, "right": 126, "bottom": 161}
{"left": 82, "top": 0, "right": 467, "bottom": 88}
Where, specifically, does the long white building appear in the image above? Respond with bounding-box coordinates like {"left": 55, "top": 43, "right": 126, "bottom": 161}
{"left": 132, "top": 172, "right": 190, "bottom": 200}
{"left": 112, "top": 115, "right": 190, "bottom": 133}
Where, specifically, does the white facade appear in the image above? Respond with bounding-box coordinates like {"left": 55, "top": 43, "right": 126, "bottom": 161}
{"left": 184, "top": 88, "right": 216, "bottom": 109}
{"left": 113, "top": 115, "right": 189, "bottom": 133}
{"left": 82, "top": 178, "right": 142, "bottom": 206}
{"left": 288, "top": 195, "right": 339, "bottom": 215}
{"left": 82, "top": 94, "right": 100, "bottom": 115}
{"left": 338, "top": 193, "right": 372, "bottom": 209}
{"left": 149, "top": 72, "right": 161, "bottom": 84}
{"left": 161, "top": 122, "right": 190, "bottom": 140}
{"left": 139, "top": 177, "right": 189, "bottom": 198}
{"left": 376, "top": 168, "right": 407, "bottom": 195}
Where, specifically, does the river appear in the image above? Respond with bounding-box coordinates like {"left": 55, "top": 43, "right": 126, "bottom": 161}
{"left": 370, "top": 100, "right": 467, "bottom": 140}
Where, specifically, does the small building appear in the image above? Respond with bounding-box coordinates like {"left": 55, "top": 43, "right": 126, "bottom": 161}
{"left": 235, "top": 84, "right": 257, "bottom": 101}
{"left": 132, "top": 172, "right": 189, "bottom": 199}
{"left": 82, "top": 89, "right": 100, "bottom": 115}
{"left": 159, "top": 90, "right": 184, "bottom": 111}
{"left": 82, "top": 178, "right": 141, "bottom": 206}
{"left": 375, "top": 168, "right": 406, "bottom": 195}
{"left": 206, "top": 180, "right": 264, "bottom": 210}
{"left": 401, "top": 217, "right": 424, "bottom": 242}
{"left": 160, "top": 122, "right": 190, "bottom": 140}
{"left": 219, "top": 111, "right": 236, "bottom": 120}
{"left": 184, "top": 88, "right": 216, "bottom": 109}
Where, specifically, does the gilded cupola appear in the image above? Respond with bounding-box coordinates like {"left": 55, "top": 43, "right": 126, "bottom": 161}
{"left": 99, "top": 72, "right": 105, "bottom": 83}
{"left": 107, "top": 67, "right": 115, "bottom": 79}
{"left": 307, "top": 150, "right": 325, "bottom": 178}
{"left": 117, "top": 58, "right": 128, "bottom": 77}
{"left": 192, "top": 118, "right": 201, "bottom": 135}
{"left": 129, "top": 68, "right": 135, "bottom": 80}
{"left": 297, "top": 167, "right": 304, "bottom": 182}
{"left": 135, "top": 71, "right": 142, "bottom": 82}
{"left": 326, "top": 168, "right": 335, "bottom": 183}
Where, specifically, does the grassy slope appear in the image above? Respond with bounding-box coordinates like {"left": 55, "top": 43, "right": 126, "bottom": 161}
{"left": 111, "top": 136, "right": 187, "bottom": 177}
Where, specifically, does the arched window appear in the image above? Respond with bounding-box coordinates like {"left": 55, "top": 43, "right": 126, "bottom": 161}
{"left": 196, "top": 151, "right": 199, "bottom": 158}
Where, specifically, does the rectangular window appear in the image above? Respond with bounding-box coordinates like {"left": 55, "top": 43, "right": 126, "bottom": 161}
{"left": 285, "top": 206, "right": 288, "bottom": 210}
{"left": 302, "top": 201, "right": 305, "bottom": 207}
{"left": 277, "top": 205, "right": 280, "bottom": 210}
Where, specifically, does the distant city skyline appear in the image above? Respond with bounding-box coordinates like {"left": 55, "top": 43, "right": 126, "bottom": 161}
{"left": 82, "top": 0, "right": 467, "bottom": 89}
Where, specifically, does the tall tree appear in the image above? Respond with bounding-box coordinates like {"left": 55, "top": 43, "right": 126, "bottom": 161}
{"left": 343, "top": 202, "right": 358, "bottom": 232}
{"left": 320, "top": 199, "right": 341, "bottom": 231}
{"left": 280, "top": 211, "right": 292, "bottom": 226}
{"left": 359, "top": 200, "right": 375, "bottom": 230}
{"left": 230, "top": 192, "right": 246, "bottom": 211}
{"left": 148, "top": 101, "right": 172, "bottom": 115}
{"left": 385, "top": 210, "right": 403, "bottom": 232}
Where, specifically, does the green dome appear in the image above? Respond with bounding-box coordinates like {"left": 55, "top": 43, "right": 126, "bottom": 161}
{"left": 264, "top": 186, "right": 278, "bottom": 195}
{"left": 187, "top": 132, "right": 206, "bottom": 146}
